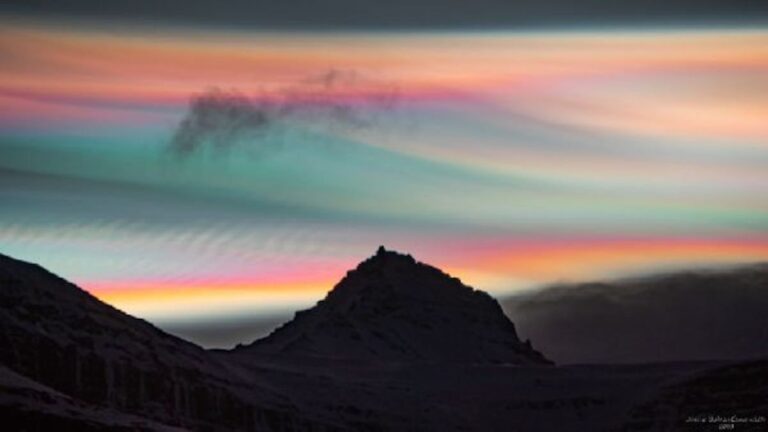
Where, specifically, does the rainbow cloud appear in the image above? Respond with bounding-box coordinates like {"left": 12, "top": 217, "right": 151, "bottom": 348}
{"left": 1, "top": 22, "right": 767, "bottom": 324}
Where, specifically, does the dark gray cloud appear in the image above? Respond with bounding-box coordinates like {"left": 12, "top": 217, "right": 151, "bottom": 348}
{"left": 1, "top": 0, "right": 766, "bottom": 29}
{"left": 502, "top": 263, "right": 768, "bottom": 364}
{"left": 169, "top": 69, "right": 399, "bottom": 156}
{"left": 170, "top": 89, "right": 270, "bottom": 156}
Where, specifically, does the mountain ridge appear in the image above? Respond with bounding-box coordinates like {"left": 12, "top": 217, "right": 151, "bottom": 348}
{"left": 1, "top": 249, "right": 766, "bottom": 431}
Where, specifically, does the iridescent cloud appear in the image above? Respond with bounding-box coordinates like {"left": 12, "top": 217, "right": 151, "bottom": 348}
{"left": 1, "top": 21, "right": 767, "bottom": 327}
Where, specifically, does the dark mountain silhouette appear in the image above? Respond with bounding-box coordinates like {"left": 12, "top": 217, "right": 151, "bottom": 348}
{"left": 503, "top": 263, "right": 768, "bottom": 364}
{"left": 0, "top": 252, "right": 340, "bottom": 431}
{"left": 1, "top": 248, "right": 766, "bottom": 431}
{"left": 239, "top": 246, "right": 550, "bottom": 364}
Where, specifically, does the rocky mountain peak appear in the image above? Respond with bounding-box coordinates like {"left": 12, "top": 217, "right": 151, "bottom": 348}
{"left": 241, "top": 247, "right": 552, "bottom": 365}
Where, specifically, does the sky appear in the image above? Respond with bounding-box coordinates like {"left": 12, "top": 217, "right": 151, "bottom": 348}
{"left": 1, "top": 3, "right": 768, "bottom": 347}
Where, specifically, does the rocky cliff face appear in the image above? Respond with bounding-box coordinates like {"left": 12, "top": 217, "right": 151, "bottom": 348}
{"left": 240, "top": 247, "right": 551, "bottom": 365}
{"left": 0, "top": 253, "right": 341, "bottom": 431}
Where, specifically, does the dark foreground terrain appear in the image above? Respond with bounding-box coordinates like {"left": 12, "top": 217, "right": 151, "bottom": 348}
{"left": 1, "top": 248, "right": 766, "bottom": 431}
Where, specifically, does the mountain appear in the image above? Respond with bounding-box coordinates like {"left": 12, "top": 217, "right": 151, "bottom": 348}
{"left": 503, "top": 263, "right": 768, "bottom": 364}
{"left": 1, "top": 248, "right": 766, "bottom": 431}
{"left": 0, "top": 252, "right": 339, "bottom": 431}
{"left": 238, "top": 246, "right": 551, "bottom": 365}
{"left": 0, "top": 247, "right": 551, "bottom": 431}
